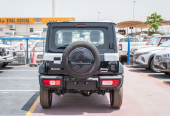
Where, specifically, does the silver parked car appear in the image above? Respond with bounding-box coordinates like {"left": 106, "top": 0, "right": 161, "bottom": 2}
{"left": 133, "top": 40, "right": 170, "bottom": 72}
{"left": 154, "top": 48, "right": 170, "bottom": 75}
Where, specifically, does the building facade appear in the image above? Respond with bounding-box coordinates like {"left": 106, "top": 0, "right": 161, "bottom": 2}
{"left": 0, "top": 17, "right": 75, "bottom": 37}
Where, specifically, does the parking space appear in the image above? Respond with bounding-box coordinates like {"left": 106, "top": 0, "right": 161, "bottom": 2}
{"left": 129, "top": 66, "right": 170, "bottom": 85}
{"left": 0, "top": 66, "right": 170, "bottom": 116}
{"left": 0, "top": 66, "right": 39, "bottom": 116}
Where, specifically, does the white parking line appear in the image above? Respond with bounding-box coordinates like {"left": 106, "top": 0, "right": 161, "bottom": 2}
{"left": 2, "top": 92, "right": 9, "bottom": 93}
{"left": 0, "top": 90, "right": 39, "bottom": 92}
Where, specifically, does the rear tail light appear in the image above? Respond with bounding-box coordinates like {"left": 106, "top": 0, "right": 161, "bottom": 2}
{"left": 43, "top": 80, "right": 61, "bottom": 86}
{"left": 146, "top": 43, "right": 148, "bottom": 45}
{"left": 119, "top": 44, "right": 122, "bottom": 51}
{"left": 20, "top": 43, "right": 24, "bottom": 50}
{"left": 102, "top": 80, "right": 119, "bottom": 86}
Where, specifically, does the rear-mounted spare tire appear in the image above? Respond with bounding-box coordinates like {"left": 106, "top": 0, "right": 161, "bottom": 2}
{"left": 62, "top": 41, "right": 100, "bottom": 79}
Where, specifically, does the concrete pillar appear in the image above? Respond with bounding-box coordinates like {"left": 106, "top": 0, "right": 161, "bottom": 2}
{"left": 131, "top": 28, "right": 132, "bottom": 36}
{"left": 135, "top": 27, "right": 137, "bottom": 33}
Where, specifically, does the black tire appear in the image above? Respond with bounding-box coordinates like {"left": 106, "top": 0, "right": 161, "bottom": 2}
{"left": 40, "top": 87, "right": 52, "bottom": 108}
{"left": 0, "top": 63, "right": 3, "bottom": 69}
{"left": 2, "top": 63, "right": 8, "bottom": 67}
{"left": 62, "top": 41, "right": 100, "bottom": 79}
{"left": 164, "top": 72, "right": 170, "bottom": 75}
{"left": 150, "top": 59, "right": 159, "bottom": 72}
{"left": 110, "top": 87, "right": 123, "bottom": 108}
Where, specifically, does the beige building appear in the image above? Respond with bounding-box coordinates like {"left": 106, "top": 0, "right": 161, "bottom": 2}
{"left": 0, "top": 17, "right": 75, "bottom": 37}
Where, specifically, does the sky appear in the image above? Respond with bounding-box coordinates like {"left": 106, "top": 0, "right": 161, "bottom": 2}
{"left": 0, "top": 0, "right": 169, "bottom": 23}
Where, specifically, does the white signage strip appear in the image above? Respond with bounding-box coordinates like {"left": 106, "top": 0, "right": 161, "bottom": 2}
{"left": 104, "top": 53, "right": 119, "bottom": 61}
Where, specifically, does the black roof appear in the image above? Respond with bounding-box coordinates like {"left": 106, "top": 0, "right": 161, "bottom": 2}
{"left": 47, "top": 21, "right": 115, "bottom": 25}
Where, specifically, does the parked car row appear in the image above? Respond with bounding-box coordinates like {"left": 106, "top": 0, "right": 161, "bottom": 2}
{"left": 116, "top": 33, "right": 170, "bottom": 75}
{"left": 118, "top": 36, "right": 147, "bottom": 61}
{"left": 130, "top": 36, "right": 170, "bottom": 75}
{"left": 0, "top": 44, "right": 17, "bottom": 68}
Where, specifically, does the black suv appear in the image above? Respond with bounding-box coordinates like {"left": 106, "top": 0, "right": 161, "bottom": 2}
{"left": 39, "top": 22, "right": 124, "bottom": 109}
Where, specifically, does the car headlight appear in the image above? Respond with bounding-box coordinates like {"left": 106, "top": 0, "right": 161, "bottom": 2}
{"left": 155, "top": 55, "right": 162, "bottom": 60}
{"left": 162, "top": 54, "right": 170, "bottom": 58}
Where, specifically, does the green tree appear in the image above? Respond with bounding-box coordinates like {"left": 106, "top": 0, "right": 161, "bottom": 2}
{"left": 145, "top": 12, "right": 164, "bottom": 33}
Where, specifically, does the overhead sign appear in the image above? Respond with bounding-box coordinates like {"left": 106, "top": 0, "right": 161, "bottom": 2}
{"left": 0, "top": 17, "right": 75, "bottom": 24}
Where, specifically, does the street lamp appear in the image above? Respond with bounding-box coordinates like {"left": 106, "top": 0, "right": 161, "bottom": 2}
{"left": 132, "top": 1, "right": 136, "bottom": 37}
{"left": 133, "top": 1, "right": 135, "bottom": 20}
{"left": 98, "top": 12, "right": 100, "bottom": 21}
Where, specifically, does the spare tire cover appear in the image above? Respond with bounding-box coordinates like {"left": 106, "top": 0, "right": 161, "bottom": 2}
{"left": 62, "top": 41, "right": 100, "bottom": 79}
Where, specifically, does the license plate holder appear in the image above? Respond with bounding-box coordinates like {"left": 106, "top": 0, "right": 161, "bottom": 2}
{"left": 66, "top": 80, "right": 97, "bottom": 90}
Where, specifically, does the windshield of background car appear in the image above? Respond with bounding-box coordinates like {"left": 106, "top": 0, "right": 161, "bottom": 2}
{"left": 159, "top": 40, "right": 170, "bottom": 47}
{"left": 152, "top": 37, "right": 160, "bottom": 45}
{"left": 141, "top": 35, "right": 147, "bottom": 38}
{"left": 159, "top": 38, "right": 170, "bottom": 45}
{"left": 145, "top": 37, "right": 153, "bottom": 40}
{"left": 51, "top": 28, "right": 108, "bottom": 50}
{"left": 119, "top": 38, "right": 139, "bottom": 42}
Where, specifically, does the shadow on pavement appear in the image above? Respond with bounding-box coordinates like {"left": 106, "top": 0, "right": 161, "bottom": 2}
{"left": 21, "top": 92, "right": 39, "bottom": 111}
{"left": 33, "top": 93, "right": 119, "bottom": 115}
{"left": 0, "top": 67, "right": 14, "bottom": 70}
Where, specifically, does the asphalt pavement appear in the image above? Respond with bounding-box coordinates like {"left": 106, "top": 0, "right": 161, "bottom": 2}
{"left": 0, "top": 66, "right": 170, "bottom": 116}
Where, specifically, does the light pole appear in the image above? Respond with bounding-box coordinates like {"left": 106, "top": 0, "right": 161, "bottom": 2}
{"left": 98, "top": 12, "right": 100, "bottom": 21}
{"left": 132, "top": 1, "right": 135, "bottom": 37}
{"left": 133, "top": 1, "right": 135, "bottom": 20}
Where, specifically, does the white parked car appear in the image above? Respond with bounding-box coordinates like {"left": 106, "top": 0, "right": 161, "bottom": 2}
{"left": 4, "top": 38, "right": 34, "bottom": 63}
{"left": 151, "top": 34, "right": 161, "bottom": 38}
{"left": 30, "top": 41, "right": 45, "bottom": 63}
{"left": 118, "top": 37, "right": 147, "bottom": 61}
{"left": 154, "top": 48, "right": 170, "bottom": 75}
{"left": 139, "top": 34, "right": 148, "bottom": 42}
{"left": 0, "top": 44, "right": 17, "bottom": 68}
{"left": 116, "top": 33, "right": 125, "bottom": 40}
{"left": 30, "top": 31, "right": 43, "bottom": 38}
{"left": 133, "top": 40, "right": 170, "bottom": 72}
{"left": 131, "top": 36, "right": 170, "bottom": 56}
{"left": 0, "top": 31, "right": 16, "bottom": 38}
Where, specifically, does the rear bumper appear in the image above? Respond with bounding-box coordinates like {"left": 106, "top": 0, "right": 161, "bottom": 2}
{"left": 39, "top": 75, "right": 124, "bottom": 91}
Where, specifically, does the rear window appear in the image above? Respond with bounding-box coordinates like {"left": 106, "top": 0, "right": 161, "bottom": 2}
{"left": 119, "top": 38, "right": 139, "bottom": 42}
{"left": 51, "top": 28, "right": 108, "bottom": 50}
